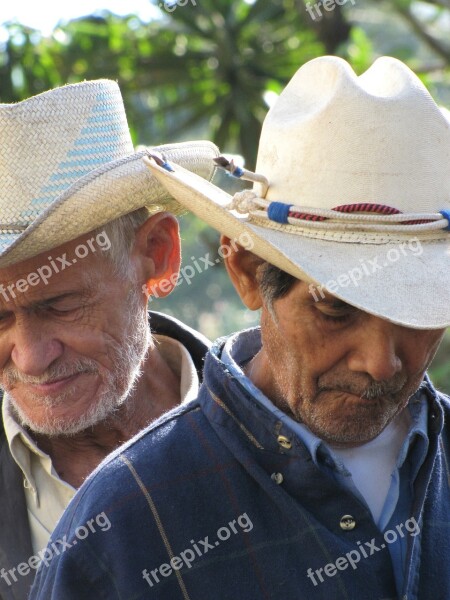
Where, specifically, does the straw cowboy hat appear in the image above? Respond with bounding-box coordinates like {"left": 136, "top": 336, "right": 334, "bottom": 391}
{"left": 144, "top": 56, "right": 450, "bottom": 330}
{"left": 0, "top": 79, "right": 218, "bottom": 268}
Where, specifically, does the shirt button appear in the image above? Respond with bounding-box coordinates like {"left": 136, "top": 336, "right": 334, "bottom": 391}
{"left": 23, "top": 479, "right": 36, "bottom": 494}
{"left": 277, "top": 435, "right": 292, "bottom": 450}
{"left": 271, "top": 472, "right": 284, "bottom": 484}
{"left": 340, "top": 515, "right": 356, "bottom": 531}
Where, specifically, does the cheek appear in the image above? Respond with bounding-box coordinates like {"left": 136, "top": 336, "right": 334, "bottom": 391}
{"left": 269, "top": 322, "right": 335, "bottom": 380}
{"left": 54, "top": 324, "right": 123, "bottom": 371}
{"left": 403, "top": 331, "right": 445, "bottom": 375}
{"left": 66, "top": 303, "right": 133, "bottom": 353}
{"left": 0, "top": 341, "right": 12, "bottom": 370}
{"left": 261, "top": 320, "right": 313, "bottom": 392}
{"left": 64, "top": 329, "right": 119, "bottom": 366}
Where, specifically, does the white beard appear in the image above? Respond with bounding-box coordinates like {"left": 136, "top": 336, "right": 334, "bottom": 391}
{"left": 2, "top": 291, "right": 152, "bottom": 437}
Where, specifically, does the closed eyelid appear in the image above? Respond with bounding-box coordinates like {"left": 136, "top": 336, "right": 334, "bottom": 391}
{"left": 25, "top": 295, "right": 85, "bottom": 315}
{"left": 319, "top": 301, "right": 352, "bottom": 311}
{"left": 316, "top": 301, "right": 358, "bottom": 323}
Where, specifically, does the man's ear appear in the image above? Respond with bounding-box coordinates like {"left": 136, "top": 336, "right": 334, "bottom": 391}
{"left": 133, "top": 212, "right": 181, "bottom": 298}
{"left": 220, "top": 235, "right": 263, "bottom": 310}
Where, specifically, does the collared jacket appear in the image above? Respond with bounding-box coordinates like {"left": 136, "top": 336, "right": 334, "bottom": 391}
{"left": 30, "top": 336, "right": 450, "bottom": 600}
{"left": 0, "top": 311, "right": 210, "bottom": 600}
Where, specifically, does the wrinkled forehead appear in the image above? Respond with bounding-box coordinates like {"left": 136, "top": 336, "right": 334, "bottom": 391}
{"left": 0, "top": 232, "right": 112, "bottom": 308}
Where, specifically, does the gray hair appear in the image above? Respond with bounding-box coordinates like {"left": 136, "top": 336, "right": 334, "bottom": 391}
{"left": 94, "top": 207, "right": 151, "bottom": 278}
{"left": 256, "top": 262, "right": 297, "bottom": 314}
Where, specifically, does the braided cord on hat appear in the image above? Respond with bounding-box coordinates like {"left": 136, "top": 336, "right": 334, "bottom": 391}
{"left": 214, "top": 155, "right": 449, "bottom": 236}
{"left": 227, "top": 191, "right": 450, "bottom": 234}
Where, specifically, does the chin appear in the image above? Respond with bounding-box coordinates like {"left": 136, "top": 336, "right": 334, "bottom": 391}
{"left": 12, "top": 393, "right": 120, "bottom": 437}
{"left": 306, "top": 412, "right": 390, "bottom": 445}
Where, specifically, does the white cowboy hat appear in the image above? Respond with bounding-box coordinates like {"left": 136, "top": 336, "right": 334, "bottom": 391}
{"left": 0, "top": 79, "right": 218, "bottom": 268}
{"left": 144, "top": 56, "right": 450, "bottom": 330}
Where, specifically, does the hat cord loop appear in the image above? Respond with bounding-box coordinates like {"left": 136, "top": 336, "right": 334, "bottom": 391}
{"left": 217, "top": 156, "right": 449, "bottom": 234}
{"left": 226, "top": 191, "right": 450, "bottom": 234}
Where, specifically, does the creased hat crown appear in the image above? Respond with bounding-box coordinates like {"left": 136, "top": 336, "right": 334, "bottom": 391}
{"left": 142, "top": 55, "right": 450, "bottom": 329}
{"left": 256, "top": 56, "right": 450, "bottom": 213}
{"left": 0, "top": 79, "right": 219, "bottom": 267}
{"left": 0, "top": 80, "right": 132, "bottom": 229}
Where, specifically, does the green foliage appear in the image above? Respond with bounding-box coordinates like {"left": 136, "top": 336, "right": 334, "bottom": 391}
{"left": 430, "top": 332, "right": 450, "bottom": 394}
{"left": 150, "top": 211, "right": 260, "bottom": 339}
{"left": 344, "top": 27, "right": 375, "bottom": 74}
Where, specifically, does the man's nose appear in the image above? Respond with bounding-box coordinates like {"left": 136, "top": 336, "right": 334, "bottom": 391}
{"left": 10, "top": 317, "right": 64, "bottom": 377}
{"left": 346, "top": 317, "right": 402, "bottom": 382}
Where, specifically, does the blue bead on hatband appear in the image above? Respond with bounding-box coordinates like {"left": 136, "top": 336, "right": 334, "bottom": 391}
{"left": 267, "top": 202, "right": 292, "bottom": 224}
{"left": 440, "top": 209, "right": 450, "bottom": 231}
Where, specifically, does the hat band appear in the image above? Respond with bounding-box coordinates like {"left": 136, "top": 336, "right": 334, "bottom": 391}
{"left": 0, "top": 223, "right": 28, "bottom": 233}
{"left": 213, "top": 155, "right": 450, "bottom": 241}
{"left": 227, "top": 191, "right": 450, "bottom": 243}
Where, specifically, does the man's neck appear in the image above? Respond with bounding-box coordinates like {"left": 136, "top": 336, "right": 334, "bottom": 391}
{"left": 31, "top": 346, "right": 181, "bottom": 488}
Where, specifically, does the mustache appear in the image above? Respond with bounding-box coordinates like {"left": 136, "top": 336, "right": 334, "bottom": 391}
{"left": 318, "top": 374, "right": 408, "bottom": 400}
{"left": 1, "top": 358, "right": 98, "bottom": 387}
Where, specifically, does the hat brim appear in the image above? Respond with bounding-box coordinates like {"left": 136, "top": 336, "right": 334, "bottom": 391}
{"left": 145, "top": 159, "right": 450, "bottom": 330}
{"left": 0, "top": 141, "right": 219, "bottom": 268}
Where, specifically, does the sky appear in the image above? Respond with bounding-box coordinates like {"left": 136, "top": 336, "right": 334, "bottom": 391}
{"left": 0, "top": 0, "right": 159, "bottom": 35}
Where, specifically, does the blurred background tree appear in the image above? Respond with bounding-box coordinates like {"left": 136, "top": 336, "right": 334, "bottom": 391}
{"left": 1, "top": 0, "right": 449, "bottom": 391}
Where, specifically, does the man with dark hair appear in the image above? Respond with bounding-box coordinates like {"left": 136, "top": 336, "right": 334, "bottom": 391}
{"left": 31, "top": 57, "right": 450, "bottom": 600}
{"left": 0, "top": 79, "right": 217, "bottom": 599}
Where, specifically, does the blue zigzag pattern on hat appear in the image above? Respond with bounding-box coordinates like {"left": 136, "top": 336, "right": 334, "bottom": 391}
{"left": 22, "top": 91, "right": 125, "bottom": 221}
{"left": 0, "top": 233, "right": 20, "bottom": 252}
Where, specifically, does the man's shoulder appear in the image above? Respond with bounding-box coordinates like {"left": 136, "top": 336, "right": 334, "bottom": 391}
{"left": 423, "top": 382, "right": 450, "bottom": 439}
{"left": 44, "top": 397, "right": 235, "bottom": 570}
{"left": 149, "top": 311, "right": 210, "bottom": 380}
{"left": 69, "top": 399, "right": 216, "bottom": 509}
{"left": 436, "top": 388, "right": 450, "bottom": 417}
{"left": 427, "top": 375, "right": 450, "bottom": 407}
{"left": 149, "top": 310, "right": 210, "bottom": 348}
{"left": 437, "top": 390, "right": 450, "bottom": 404}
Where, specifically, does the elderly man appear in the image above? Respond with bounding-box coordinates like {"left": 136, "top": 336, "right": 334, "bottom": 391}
{"left": 31, "top": 57, "right": 450, "bottom": 600}
{"left": 0, "top": 79, "right": 218, "bottom": 599}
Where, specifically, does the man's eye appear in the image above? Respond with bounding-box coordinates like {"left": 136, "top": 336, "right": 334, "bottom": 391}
{"left": 47, "top": 303, "right": 81, "bottom": 315}
{"left": 317, "top": 303, "right": 355, "bottom": 324}
{"left": 321, "top": 312, "right": 351, "bottom": 323}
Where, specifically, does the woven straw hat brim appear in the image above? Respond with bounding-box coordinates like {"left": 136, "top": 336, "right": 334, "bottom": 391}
{"left": 146, "top": 160, "right": 450, "bottom": 330}
{"left": 0, "top": 141, "right": 218, "bottom": 268}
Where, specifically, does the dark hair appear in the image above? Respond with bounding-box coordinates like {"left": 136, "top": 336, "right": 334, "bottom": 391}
{"left": 256, "top": 262, "right": 297, "bottom": 309}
